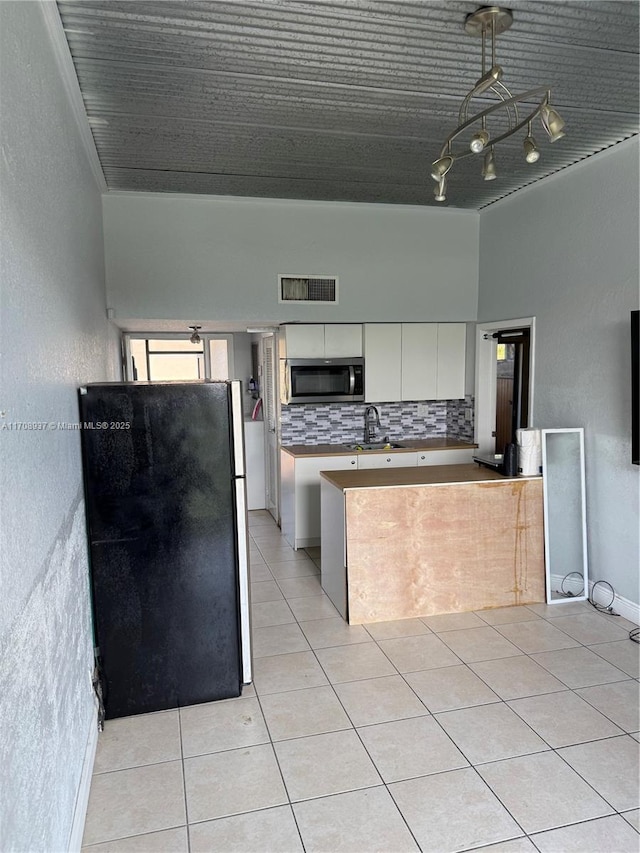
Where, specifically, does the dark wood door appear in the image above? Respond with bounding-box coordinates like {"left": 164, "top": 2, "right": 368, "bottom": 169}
{"left": 495, "top": 377, "right": 513, "bottom": 452}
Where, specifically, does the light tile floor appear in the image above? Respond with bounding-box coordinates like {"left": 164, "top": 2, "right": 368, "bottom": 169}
{"left": 82, "top": 510, "right": 640, "bottom": 852}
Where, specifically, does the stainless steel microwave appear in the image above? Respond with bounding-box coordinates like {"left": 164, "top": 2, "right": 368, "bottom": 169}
{"left": 282, "top": 358, "right": 365, "bottom": 404}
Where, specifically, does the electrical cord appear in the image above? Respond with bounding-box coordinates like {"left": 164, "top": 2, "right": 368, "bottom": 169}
{"left": 561, "top": 571, "right": 584, "bottom": 597}
{"left": 558, "top": 574, "right": 639, "bottom": 642}
{"left": 588, "top": 579, "right": 618, "bottom": 615}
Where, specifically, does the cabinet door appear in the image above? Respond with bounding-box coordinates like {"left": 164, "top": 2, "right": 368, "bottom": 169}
{"left": 324, "top": 324, "right": 363, "bottom": 357}
{"left": 416, "top": 449, "right": 474, "bottom": 466}
{"left": 357, "top": 451, "right": 418, "bottom": 469}
{"left": 436, "top": 323, "right": 466, "bottom": 399}
{"left": 401, "top": 323, "right": 437, "bottom": 401}
{"left": 294, "top": 455, "right": 357, "bottom": 547}
{"left": 364, "top": 324, "right": 402, "bottom": 402}
{"left": 282, "top": 325, "right": 325, "bottom": 358}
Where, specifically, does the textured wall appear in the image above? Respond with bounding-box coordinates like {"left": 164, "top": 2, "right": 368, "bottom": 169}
{"left": 0, "top": 3, "right": 114, "bottom": 849}
{"left": 478, "top": 138, "right": 639, "bottom": 605}
{"left": 103, "top": 193, "right": 479, "bottom": 326}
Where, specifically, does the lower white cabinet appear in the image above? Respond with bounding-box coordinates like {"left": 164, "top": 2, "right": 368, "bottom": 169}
{"left": 282, "top": 447, "right": 473, "bottom": 549}
{"left": 417, "top": 448, "right": 474, "bottom": 465}
{"left": 281, "top": 452, "right": 357, "bottom": 549}
{"left": 356, "top": 451, "right": 418, "bottom": 469}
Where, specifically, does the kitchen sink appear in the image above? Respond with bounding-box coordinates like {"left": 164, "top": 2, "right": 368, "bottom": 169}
{"left": 344, "top": 442, "right": 405, "bottom": 451}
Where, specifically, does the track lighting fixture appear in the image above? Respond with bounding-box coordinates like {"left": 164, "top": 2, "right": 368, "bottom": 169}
{"left": 188, "top": 325, "right": 202, "bottom": 345}
{"left": 431, "top": 6, "right": 567, "bottom": 201}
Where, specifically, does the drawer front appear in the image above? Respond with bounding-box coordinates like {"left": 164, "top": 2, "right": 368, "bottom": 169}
{"left": 357, "top": 451, "right": 418, "bottom": 469}
{"left": 416, "top": 449, "right": 474, "bottom": 466}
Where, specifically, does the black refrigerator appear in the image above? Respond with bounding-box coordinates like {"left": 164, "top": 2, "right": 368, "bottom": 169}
{"left": 78, "top": 380, "right": 252, "bottom": 720}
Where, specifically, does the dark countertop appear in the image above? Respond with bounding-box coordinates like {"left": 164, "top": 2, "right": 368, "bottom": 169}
{"left": 320, "top": 463, "right": 528, "bottom": 490}
{"left": 281, "top": 437, "right": 477, "bottom": 458}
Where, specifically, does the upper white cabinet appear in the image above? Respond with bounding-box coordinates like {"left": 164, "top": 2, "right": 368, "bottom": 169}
{"left": 279, "top": 324, "right": 362, "bottom": 359}
{"left": 363, "top": 324, "right": 402, "bottom": 402}
{"left": 401, "top": 323, "right": 438, "bottom": 401}
{"left": 324, "top": 324, "right": 362, "bottom": 357}
{"left": 364, "top": 323, "right": 466, "bottom": 402}
{"left": 436, "top": 323, "right": 466, "bottom": 399}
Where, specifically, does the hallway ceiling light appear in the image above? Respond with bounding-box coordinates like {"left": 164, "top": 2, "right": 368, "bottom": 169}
{"left": 432, "top": 5, "right": 567, "bottom": 202}
{"left": 188, "top": 325, "right": 202, "bottom": 344}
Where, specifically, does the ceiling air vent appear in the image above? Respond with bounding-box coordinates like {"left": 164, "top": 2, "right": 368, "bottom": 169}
{"left": 278, "top": 275, "right": 338, "bottom": 304}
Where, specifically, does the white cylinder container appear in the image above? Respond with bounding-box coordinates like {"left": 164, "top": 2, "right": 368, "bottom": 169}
{"left": 517, "top": 428, "right": 542, "bottom": 476}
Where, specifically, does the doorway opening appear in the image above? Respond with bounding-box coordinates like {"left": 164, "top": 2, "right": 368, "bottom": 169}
{"left": 493, "top": 327, "right": 531, "bottom": 452}
{"left": 475, "top": 317, "right": 535, "bottom": 456}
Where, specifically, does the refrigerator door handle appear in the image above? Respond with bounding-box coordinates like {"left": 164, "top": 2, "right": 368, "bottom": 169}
{"left": 234, "top": 477, "right": 252, "bottom": 684}
{"left": 229, "top": 380, "right": 246, "bottom": 478}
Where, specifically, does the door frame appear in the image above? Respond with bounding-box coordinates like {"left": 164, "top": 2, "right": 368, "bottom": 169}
{"left": 259, "top": 332, "right": 280, "bottom": 524}
{"left": 474, "top": 316, "right": 536, "bottom": 455}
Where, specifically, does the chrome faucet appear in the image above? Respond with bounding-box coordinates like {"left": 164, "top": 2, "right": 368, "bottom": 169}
{"left": 363, "top": 405, "right": 381, "bottom": 443}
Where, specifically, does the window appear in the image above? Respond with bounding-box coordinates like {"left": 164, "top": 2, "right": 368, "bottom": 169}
{"left": 123, "top": 334, "right": 234, "bottom": 382}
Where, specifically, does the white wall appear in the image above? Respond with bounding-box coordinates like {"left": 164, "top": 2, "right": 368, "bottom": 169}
{"left": 0, "top": 3, "right": 115, "bottom": 849}
{"left": 103, "top": 193, "right": 479, "bottom": 326}
{"left": 478, "top": 138, "right": 640, "bottom": 606}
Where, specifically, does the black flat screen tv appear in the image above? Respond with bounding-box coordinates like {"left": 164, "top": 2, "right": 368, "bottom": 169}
{"left": 632, "top": 310, "right": 639, "bottom": 465}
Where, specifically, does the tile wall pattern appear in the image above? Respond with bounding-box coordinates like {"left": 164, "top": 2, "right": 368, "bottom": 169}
{"left": 281, "top": 397, "right": 474, "bottom": 445}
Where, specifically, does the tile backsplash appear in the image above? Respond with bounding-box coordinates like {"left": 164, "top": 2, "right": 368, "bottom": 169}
{"left": 281, "top": 396, "right": 474, "bottom": 445}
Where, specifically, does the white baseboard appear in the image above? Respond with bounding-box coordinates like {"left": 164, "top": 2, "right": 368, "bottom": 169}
{"left": 549, "top": 572, "right": 639, "bottom": 625}
{"left": 589, "top": 580, "right": 640, "bottom": 626}
{"left": 68, "top": 707, "right": 99, "bottom": 852}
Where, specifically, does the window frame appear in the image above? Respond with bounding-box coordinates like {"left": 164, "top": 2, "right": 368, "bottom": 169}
{"left": 122, "top": 332, "right": 235, "bottom": 382}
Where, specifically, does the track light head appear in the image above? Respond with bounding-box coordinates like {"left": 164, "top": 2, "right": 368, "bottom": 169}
{"left": 482, "top": 148, "right": 497, "bottom": 181}
{"left": 540, "top": 103, "right": 566, "bottom": 142}
{"left": 434, "top": 177, "right": 447, "bottom": 202}
{"left": 431, "top": 155, "right": 454, "bottom": 181}
{"left": 470, "top": 128, "right": 490, "bottom": 154}
{"left": 523, "top": 134, "right": 540, "bottom": 164}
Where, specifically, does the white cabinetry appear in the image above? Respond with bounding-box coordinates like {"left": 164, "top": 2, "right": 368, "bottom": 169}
{"left": 417, "top": 448, "right": 474, "bottom": 466}
{"left": 357, "top": 451, "right": 418, "bottom": 469}
{"left": 281, "top": 452, "right": 358, "bottom": 549}
{"left": 279, "top": 324, "right": 362, "bottom": 359}
{"left": 364, "top": 323, "right": 466, "bottom": 403}
{"left": 244, "top": 420, "right": 266, "bottom": 509}
{"left": 363, "top": 324, "right": 402, "bottom": 402}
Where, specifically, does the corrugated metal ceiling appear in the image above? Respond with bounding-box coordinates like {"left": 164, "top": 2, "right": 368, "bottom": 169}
{"left": 56, "top": 0, "right": 639, "bottom": 209}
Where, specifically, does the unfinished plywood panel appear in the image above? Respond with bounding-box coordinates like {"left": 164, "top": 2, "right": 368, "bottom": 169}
{"left": 345, "top": 479, "right": 544, "bottom": 624}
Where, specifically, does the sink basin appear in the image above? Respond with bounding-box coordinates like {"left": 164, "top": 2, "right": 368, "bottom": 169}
{"left": 344, "top": 442, "right": 404, "bottom": 451}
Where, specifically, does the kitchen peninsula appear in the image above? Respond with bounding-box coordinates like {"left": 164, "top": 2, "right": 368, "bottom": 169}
{"left": 320, "top": 464, "right": 545, "bottom": 624}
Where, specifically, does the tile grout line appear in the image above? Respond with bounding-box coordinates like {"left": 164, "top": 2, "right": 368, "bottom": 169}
{"left": 177, "top": 706, "right": 192, "bottom": 853}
